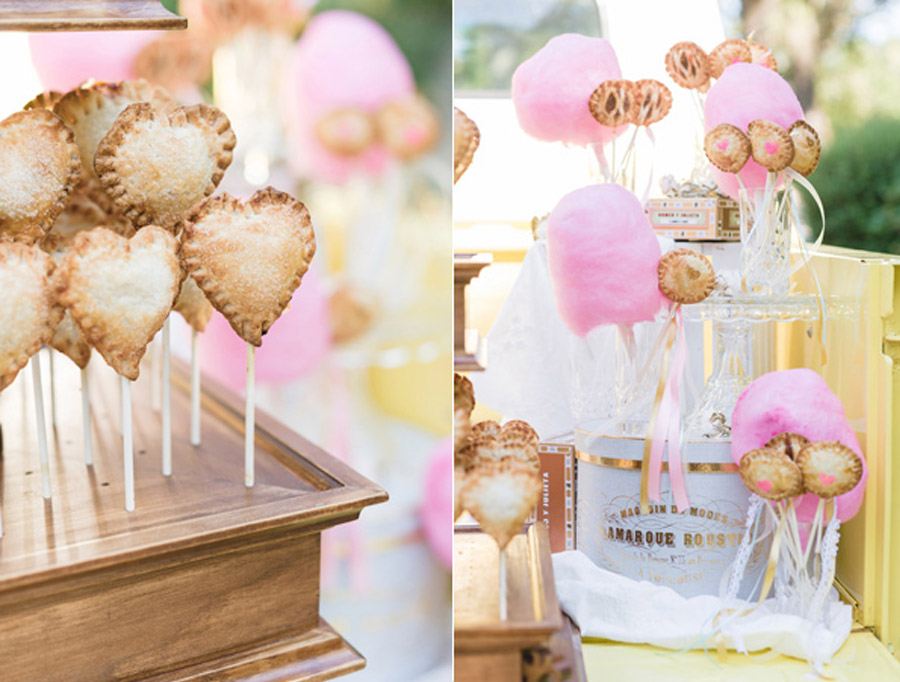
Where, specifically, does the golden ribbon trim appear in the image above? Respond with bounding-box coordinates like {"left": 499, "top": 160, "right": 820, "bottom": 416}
{"left": 640, "top": 317, "right": 678, "bottom": 514}
{"left": 576, "top": 451, "right": 738, "bottom": 473}
{"left": 758, "top": 503, "right": 788, "bottom": 603}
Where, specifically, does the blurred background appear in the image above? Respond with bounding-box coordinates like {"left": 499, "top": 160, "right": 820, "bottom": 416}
{"left": 454, "top": 0, "right": 899, "bottom": 351}
{"left": 1, "top": 1, "right": 451, "bottom": 680}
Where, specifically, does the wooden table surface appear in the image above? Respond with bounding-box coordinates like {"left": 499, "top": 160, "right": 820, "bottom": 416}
{"left": 0, "top": 1, "right": 187, "bottom": 31}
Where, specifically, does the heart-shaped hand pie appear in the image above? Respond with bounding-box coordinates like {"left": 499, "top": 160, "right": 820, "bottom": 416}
{"left": 453, "top": 107, "right": 480, "bottom": 184}
{"left": 58, "top": 226, "right": 182, "bottom": 380}
{"left": 95, "top": 103, "right": 236, "bottom": 229}
{"left": 182, "top": 187, "right": 316, "bottom": 346}
{"left": 54, "top": 80, "right": 175, "bottom": 180}
{"left": 173, "top": 274, "right": 213, "bottom": 332}
{"left": 0, "top": 109, "right": 81, "bottom": 243}
{"left": 375, "top": 94, "right": 439, "bottom": 160}
{"left": 47, "top": 250, "right": 92, "bottom": 369}
{"left": 462, "top": 461, "right": 542, "bottom": 549}
{"left": 0, "top": 243, "right": 61, "bottom": 390}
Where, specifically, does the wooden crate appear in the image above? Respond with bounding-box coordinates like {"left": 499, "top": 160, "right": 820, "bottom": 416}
{"left": 454, "top": 524, "right": 569, "bottom": 681}
{"left": 0, "top": 1, "right": 186, "bottom": 31}
{"left": 454, "top": 252, "right": 491, "bottom": 372}
{"left": 0, "top": 356, "right": 387, "bottom": 681}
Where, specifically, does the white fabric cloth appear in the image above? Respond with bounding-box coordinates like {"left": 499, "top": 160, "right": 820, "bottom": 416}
{"left": 553, "top": 550, "right": 852, "bottom": 664}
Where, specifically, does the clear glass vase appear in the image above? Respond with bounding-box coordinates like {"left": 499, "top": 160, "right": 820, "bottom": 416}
{"left": 739, "top": 188, "right": 791, "bottom": 297}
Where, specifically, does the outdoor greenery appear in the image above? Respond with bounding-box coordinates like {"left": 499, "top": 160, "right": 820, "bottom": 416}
{"left": 804, "top": 117, "right": 900, "bottom": 254}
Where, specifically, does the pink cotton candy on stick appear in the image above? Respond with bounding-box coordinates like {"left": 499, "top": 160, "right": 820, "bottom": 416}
{"left": 283, "top": 10, "right": 415, "bottom": 184}
{"left": 512, "top": 33, "right": 626, "bottom": 146}
{"left": 547, "top": 184, "right": 666, "bottom": 336}
{"left": 731, "top": 368, "right": 867, "bottom": 523}
{"left": 704, "top": 63, "right": 804, "bottom": 200}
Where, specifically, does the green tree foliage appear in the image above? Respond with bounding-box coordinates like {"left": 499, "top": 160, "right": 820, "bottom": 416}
{"left": 804, "top": 117, "right": 900, "bottom": 254}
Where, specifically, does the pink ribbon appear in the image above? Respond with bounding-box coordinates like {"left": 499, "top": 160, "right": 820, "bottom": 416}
{"left": 647, "top": 309, "right": 690, "bottom": 512}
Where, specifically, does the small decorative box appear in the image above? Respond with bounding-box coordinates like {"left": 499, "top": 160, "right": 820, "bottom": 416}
{"left": 646, "top": 196, "right": 740, "bottom": 241}
{"left": 533, "top": 443, "right": 576, "bottom": 553}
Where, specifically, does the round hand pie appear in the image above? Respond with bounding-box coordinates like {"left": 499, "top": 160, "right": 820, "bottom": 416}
{"left": 788, "top": 120, "right": 821, "bottom": 176}
{"left": 58, "top": 226, "right": 182, "bottom": 380}
{"left": 0, "top": 243, "right": 61, "bottom": 390}
{"left": 453, "top": 107, "right": 480, "bottom": 184}
{"left": 461, "top": 460, "right": 542, "bottom": 549}
{"left": 0, "top": 109, "right": 81, "bottom": 243}
{"left": 704, "top": 123, "right": 751, "bottom": 173}
{"left": 315, "top": 107, "right": 374, "bottom": 157}
{"left": 54, "top": 79, "right": 176, "bottom": 181}
{"left": 657, "top": 248, "right": 716, "bottom": 305}
{"left": 747, "top": 119, "right": 795, "bottom": 172}
{"left": 182, "top": 188, "right": 316, "bottom": 347}
{"left": 375, "top": 94, "right": 439, "bottom": 160}
{"left": 708, "top": 39, "right": 752, "bottom": 79}
{"left": 765, "top": 432, "right": 810, "bottom": 461}
{"left": 796, "top": 441, "right": 863, "bottom": 498}
{"left": 664, "top": 41, "right": 710, "bottom": 90}
{"left": 95, "top": 102, "right": 236, "bottom": 229}
{"left": 739, "top": 448, "right": 804, "bottom": 500}
{"left": 631, "top": 79, "right": 672, "bottom": 126}
{"left": 588, "top": 79, "right": 636, "bottom": 128}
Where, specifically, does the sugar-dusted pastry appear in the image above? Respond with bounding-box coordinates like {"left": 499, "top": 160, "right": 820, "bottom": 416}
{"left": 747, "top": 40, "right": 778, "bottom": 71}
{"left": 375, "top": 94, "right": 439, "bottom": 160}
{"left": 453, "top": 107, "right": 480, "bottom": 184}
{"left": 0, "top": 243, "right": 61, "bottom": 390}
{"left": 708, "top": 39, "right": 752, "bottom": 79}
{"left": 42, "top": 188, "right": 133, "bottom": 250}
{"left": 46, "top": 250, "right": 92, "bottom": 369}
{"left": 657, "top": 248, "right": 716, "bottom": 305}
{"left": 133, "top": 32, "right": 213, "bottom": 93}
{"left": 173, "top": 274, "right": 213, "bottom": 333}
{"left": 631, "top": 79, "right": 672, "bottom": 127}
{"left": 500, "top": 420, "right": 540, "bottom": 449}
{"left": 470, "top": 419, "right": 501, "bottom": 444}
{"left": 24, "top": 90, "right": 63, "bottom": 111}
{"left": 95, "top": 103, "right": 236, "bottom": 229}
{"left": 462, "top": 460, "right": 542, "bottom": 549}
{"left": 0, "top": 109, "right": 81, "bottom": 243}
{"left": 454, "top": 408, "right": 472, "bottom": 452}
{"left": 471, "top": 420, "right": 540, "bottom": 474}
{"left": 54, "top": 80, "right": 176, "bottom": 180}
{"left": 739, "top": 448, "right": 804, "bottom": 500}
{"left": 664, "top": 42, "right": 710, "bottom": 90}
{"left": 315, "top": 108, "right": 374, "bottom": 157}
{"left": 704, "top": 123, "right": 751, "bottom": 174}
{"left": 454, "top": 372, "right": 475, "bottom": 416}
{"left": 58, "top": 226, "right": 182, "bottom": 380}
{"left": 182, "top": 187, "right": 315, "bottom": 347}
{"left": 747, "top": 119, "right": 794, "bottom": 172}
{"left": 765, "top": 432, "right": 809, "bottom": 461}
{"left": 796, "top": 441, "right": 863, "bottom": 498}
{"left": 589, "top": 79, "right": 635, "bottom": 128}
{"left": 788, "top": 120, "right": 821, "bottom": 176}
{"left": 328, "top": 286, "right": 373, "bottom": 344}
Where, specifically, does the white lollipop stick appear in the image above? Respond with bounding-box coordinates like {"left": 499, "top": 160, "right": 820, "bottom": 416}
{"left": 244, "top": 343, "right": 255, "bottom": 488}
{"left": 47, "top": 349, "right": 57, "bottom": 430}
{"left": 150, "top": 334, "right": 161, "bottom": 412}
{"left": 190, "top": 329, "right": 201, "bottom": 446}
{"left": 121, "top": 376, "right": 134, "bottom": 512}
{"left": 31, "top": 355, "right": 51, "bottom": 499}
{"left": 498, "top": 547, "right": 508, "bottom": 621}
{"left": 162, "top": 317, "right": 172, "bottom": 476}
{"left": 81, "top": 366, "right": 93, "bottom": 466}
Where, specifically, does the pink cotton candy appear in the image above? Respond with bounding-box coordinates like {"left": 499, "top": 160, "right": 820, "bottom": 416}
{"left": 731, "top": 369, "right": 867, "bottom": 523}
{"left": 547, "top": 184, "right": 666, "bottom": 336}
{"left": 283, "top": 10, "right": 415, "bottom": 184}
{"left": 420, "top": 438, "right": 453, "bottom": 570}
{"left": 704, "top": 63, "right": 804, "bottom": 200}
{"left": 511, "top": 33, "right": 625, "bottom": 147}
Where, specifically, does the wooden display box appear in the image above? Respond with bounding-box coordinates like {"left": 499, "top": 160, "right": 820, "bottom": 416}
{"left": 454, "top": 252, "right": 491, "bottom": 372}
{"left": 0, "top": 1, "right": 187, "bottom": 31}
{"left": 0, "top": 356, "right": 387, "bottom": 681}
{"left": 455, "top": 524, "right": 577, "bottom": 681}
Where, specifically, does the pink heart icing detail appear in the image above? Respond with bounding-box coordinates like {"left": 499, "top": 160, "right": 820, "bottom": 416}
{"left": 716, "top": 140, "right": 729, "bottom": 151}
{"left": 757, "top": 480, "right": 773, "bottom": 493}
{"left": 819, "top": 473, "right": 836, "bottom": 486}
{"left": 764, "top": 141, "right": 779, "bottom": 156}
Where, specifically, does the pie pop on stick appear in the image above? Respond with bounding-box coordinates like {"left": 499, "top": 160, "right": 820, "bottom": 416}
{"left": 174, "top": 276, "right": 213, "bottom": 447}
{"left": 58, "top": 227, "right": 183, "bottom": 511}
{"left": 0, "top": 243, "right": 63, "bottom": 506}
{"left": 182, "top": 188, "right": 316, "bottom": 487}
